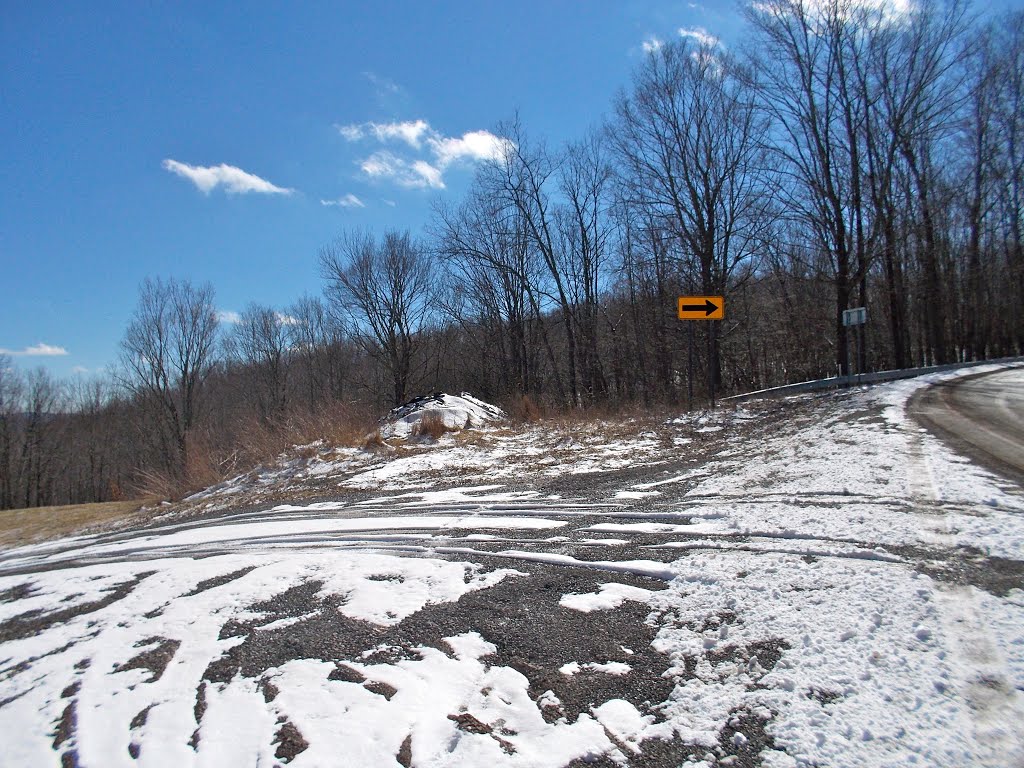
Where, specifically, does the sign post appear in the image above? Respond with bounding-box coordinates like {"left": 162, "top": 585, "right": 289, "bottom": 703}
{"left": 678, "top": 296, "right": 725, "bottom": 408}
{"left": 842, "top": 307, "right": 867, "bottom": 383}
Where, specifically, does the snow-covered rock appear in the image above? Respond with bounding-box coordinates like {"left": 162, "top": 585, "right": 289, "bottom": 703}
{"left": 379, "top": 392, "right": 507, "bottom": 440}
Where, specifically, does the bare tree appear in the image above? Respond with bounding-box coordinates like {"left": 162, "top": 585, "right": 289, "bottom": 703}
{"left": 956, "top": 23, "right": 1002, "bottom": 360}
{"left": 557, "top": 132, "right": 615, "bottom": 401}
{"left": 118, "top": 277, "right": 218, "bottom": 480}
{"left": 9, "top": 367, "right": 64, "bottom": 508}
{"left": 484, "top": 119, "right": 587, "bottom": 406}
{"left": 65, "top": 375, "right": 127, "bottom": 503}
{"left": 611, "top": 37, "right": 775, "bottom": 400}
{"left": 432, "top": 181, "right": 553, "bottom": 400}
{"left": 611, "top": 206, "right": 682, "bottom": 405}
{"left": 288, "top": 294, "right": 350, "bottom": 406}
{"left": 319, "top": 230, "right": 434, "bottom": 406}
{"left": 745, "top": 0, "right": 867, "bottom": 375}
{"left": 882, "top": 0, "right": 970, "bottom": 364}
{"left": 2, "top": 357, "right": 135, "bottom": 510}
{"left": 992, "top": 13, "right": 1024, "bottom": 354}
{"left": 0, "top": 355, "right": 23, "bottom": 509}
{"left": 227, "top": 303, "right": 293, "bottom": 422}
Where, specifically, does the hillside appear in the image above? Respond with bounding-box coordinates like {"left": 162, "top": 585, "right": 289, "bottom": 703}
{"left": 1, "top": 365, "right": 1022, "bottom": 767}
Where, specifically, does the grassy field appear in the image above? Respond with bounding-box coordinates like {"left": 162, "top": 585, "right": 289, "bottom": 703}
{"left": 0, "top": 499, "right": 158, "bottom": 549}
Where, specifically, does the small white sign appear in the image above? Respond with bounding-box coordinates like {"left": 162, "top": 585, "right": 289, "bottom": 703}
{"left": 843, "top": 307, "right": 867, "bottom": 326}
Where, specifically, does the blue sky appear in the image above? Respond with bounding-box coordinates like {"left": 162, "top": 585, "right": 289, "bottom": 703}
{"left": 1, "top": 1, "right": 1017, "bottom": 379}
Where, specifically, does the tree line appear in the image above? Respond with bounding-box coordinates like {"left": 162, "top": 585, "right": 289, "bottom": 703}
{"left": 2, "top": 0, "right": 1021, "bottom": 509}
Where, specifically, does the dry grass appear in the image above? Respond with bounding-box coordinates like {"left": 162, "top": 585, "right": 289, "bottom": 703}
{"left": 540, "top": 403, "right": 673, "bottom": 438}
{"left": 411, "top": 412, "right": 459, "bottom": 440}
{"left": 501, "top": 393, "right": 688, "bottom": 429}
{"left": 362, "top": 429, "right": 391, "bottom": 452}
{"left": 133, "top": 406, "right": 381, "bottom": 502}
{"left": 0, "top": 498, "right": 159, "bottom": 549}
{"left": 453, "top": 425, "right": 519, "bottom": 447}
{"left": 505, "top": 393, "right": 544, "bottom": 422}
{"left": 292, "top": 443, "right": 321, "bottom": 460}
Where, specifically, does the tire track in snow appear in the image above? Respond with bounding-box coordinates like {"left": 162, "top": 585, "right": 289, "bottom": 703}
{"left": 2, "top": 374, "right": 1023, "bottom": 766}
{"left": 903, "top": 407, "right": 1024, "bottom": 763}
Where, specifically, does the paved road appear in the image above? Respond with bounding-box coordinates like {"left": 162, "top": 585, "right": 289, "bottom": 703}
{"left": 910, "top": 366, "right": 1024, "bottom": 484}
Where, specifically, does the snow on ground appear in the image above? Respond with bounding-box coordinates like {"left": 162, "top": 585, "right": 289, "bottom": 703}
{"left": 660, "top": 365, "right": 1024, "bottom": 559}
{"left": 1, "top": 363, "right": 1023, "bottom": 766}
{"left": 561, "top": 550, "right": 1024, "bottom": 767}
{"left": 332, "top": 423, "right": 667, "bottom": 491}
{"left": 178, "top": 408, "right": 680, "bottom": 508}
{"left": 379, "top": 392, "right": 508, "bottom": 440}
{"left": 0, "top": 553, "right": 529, "bottom": 767}
{"left": 266, "top": 633, "right": 614, "bottom": 767}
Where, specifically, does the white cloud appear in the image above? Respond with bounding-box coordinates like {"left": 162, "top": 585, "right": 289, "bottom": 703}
{"left": 162, "top": 159, "right": 294, "bottom": 195}
{"left": 363, "top": 71, "right": 400, "bottom": 94}
{"left": 361, "top": 151, "right": 446, "bottom": 189}
{"left": 72, "top": 365, "right": 89, "bottom": 374}
{"left": 26, "top": 343, "right": 68, "bottom": 356}
{"left": 883, "top": 0, "right": 914, "bottom": 14}
{"left": 410, "top": 160, "right": 445, "bottom": 188}
{"left": 216, "top": 310, "right": 242, "bottom": 324}
{"left": 642, "top": 36, "right": 664, "bottom": 53}
{"left": 754, "top": 0, "right": 913, "bottom": 24}
{"left": 0, "top": 343, "right": 69, "bottom": 356}
{"left": 338, "top": 119, "right": 431, "bottom": 149}
{"left": 427, "top": 130, "right": 511, "bottom": 168}
{"left": 372, "top": 120, "right": 430, "bottom": 147}
{"left": 382, "top": 199, "right": 397, "bottom": 207}
{"left": 361, "top": 151, "right": 407, "bottom": 181}
{"left": 678, "top": 26, "right": 719, "bottom": 47}
{"left": 218, "top": 310, "right": 297, "bottom": 326}
{"left": 342, "top": 120, "right": 513, "bottom": 190}
{"left": 338, "top": 124, "right": 365, "bottom": 141}
{"left": 321, "top": 193, "right": 366, "bottom": 208}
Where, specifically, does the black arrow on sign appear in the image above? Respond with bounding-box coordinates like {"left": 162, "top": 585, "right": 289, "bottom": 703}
{"left": 680, "top": 299, "right": 719, "bottom": 316}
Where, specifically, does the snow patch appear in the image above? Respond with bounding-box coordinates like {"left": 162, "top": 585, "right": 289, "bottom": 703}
{"left": 559, "top": 582, "right": 656, "bottom": 613}
{"left": 380, "top": 392, "right": 507, "bottom": 440}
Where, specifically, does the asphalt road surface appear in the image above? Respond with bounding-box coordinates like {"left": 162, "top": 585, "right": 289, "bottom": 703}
{"left": 910, "top": 366, "right": 1024, "bottom": 485}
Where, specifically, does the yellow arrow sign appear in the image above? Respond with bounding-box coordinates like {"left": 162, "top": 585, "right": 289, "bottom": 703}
{"left": 678, "top": 296, "right": 724, "bottom": 320}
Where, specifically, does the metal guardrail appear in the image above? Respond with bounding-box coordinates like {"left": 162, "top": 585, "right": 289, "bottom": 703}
{"left": 722, "top": 356, "right": 1024, "bottom": 404}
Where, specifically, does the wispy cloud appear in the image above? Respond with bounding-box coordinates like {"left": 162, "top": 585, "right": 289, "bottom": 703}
{"left": 338, "top": 124, "right": 365, "bottom": 141}
{"left": 361, "top": 72, "right": 409, "bottom": 112}
{"left": 72, "top": 365, "right": 89, "bottom": 374}
{"left": 642, "top": 36, "right": 664, "bottom": 53}
{"left": 337, "top": 119, "right": 431, "bottom": 149}
{"left": 812, "top": 0, "right": 914, "bottom": 15}
{"left": 218, "top": 309, "right": 298, "bottom": 326}
{"left": 678, "top": 26, "right": 719, "bottom": 47}
{"left": 0, "top": 343, "right": 69, "bottom": 356}
{"left": 363, "top": 71, "right": 400, "bottom": 94}
{"left": 338, "top": 120, "right": 512, "bottom": 190}
{"left": 756, "top": 0, "right": 911, "bottom": 24}
{"left": 321, "top": 193, "right": 366, "bottom": 209}
{"left": 162, "top": 159, "right": 294, "bottom": 195}
{"left": 216, "top": 310, "right": 242, "bottom": 324}
{"left": 361, "top": 151, "right": 445, "bottom": 190}
{"left": 375, "top": 119, "right": 430, "bottom": 147}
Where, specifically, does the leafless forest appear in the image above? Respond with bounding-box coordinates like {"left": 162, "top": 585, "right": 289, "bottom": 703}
{"left": 2, "top": 0, "right": 1022, "bottom": 509}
